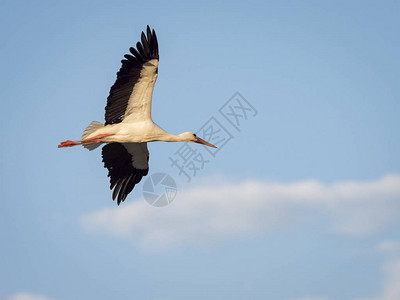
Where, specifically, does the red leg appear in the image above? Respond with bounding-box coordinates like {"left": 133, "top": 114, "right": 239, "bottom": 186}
{"left": 58, "top": 134, "right": 114, "bottom": 148}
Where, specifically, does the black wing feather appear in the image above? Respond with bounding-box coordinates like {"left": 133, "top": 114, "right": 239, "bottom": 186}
{"left": 104, "top": 25, "right": 159, "bottom": 125}
{"left": 102, "top": 143, "right": 149, "bottom": 205}
{"left": 136, "top": 42, "right": 146, "bottom": 57}
{"left": 146, "top": 26, "right": 152, "bottom": 41}
{"left": 141, "top": 32, "right": 150, "bottom": 53}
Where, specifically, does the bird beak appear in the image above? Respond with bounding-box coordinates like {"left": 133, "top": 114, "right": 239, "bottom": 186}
{"left": 195, "top": 137, "right": 217, "bottom": 148}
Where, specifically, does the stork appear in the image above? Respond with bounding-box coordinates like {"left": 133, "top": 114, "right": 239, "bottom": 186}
{"left": 58, "top": 26, "right": 216, "bottom": 205}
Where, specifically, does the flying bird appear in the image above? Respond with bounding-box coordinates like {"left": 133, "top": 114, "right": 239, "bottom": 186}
{"left": 58, "top": 26, "right": 216, "bottom": 205}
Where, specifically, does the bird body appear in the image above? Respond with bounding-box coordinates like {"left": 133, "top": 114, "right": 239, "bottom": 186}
{"left": 59, "top": 26, "right": 216, "bottom": 204}
{"left": 83, "top": 120, "right": 196, "bottom": 144}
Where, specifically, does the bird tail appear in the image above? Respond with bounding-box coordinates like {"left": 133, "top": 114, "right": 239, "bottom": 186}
{"left": 81, "top": 121, "right": 104, "bottom": 151}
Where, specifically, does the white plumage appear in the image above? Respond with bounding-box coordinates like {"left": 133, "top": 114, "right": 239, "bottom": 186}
{"left": 59, "top": 26, "right": 216, "bottom": 204}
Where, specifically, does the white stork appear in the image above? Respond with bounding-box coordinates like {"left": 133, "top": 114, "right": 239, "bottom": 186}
{"left": 59, "top": 25, "right": 216, "bottom": 205}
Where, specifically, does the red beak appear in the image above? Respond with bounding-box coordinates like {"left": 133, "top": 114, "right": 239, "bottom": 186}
{"left": 195, "top": 137, "right": 217, "bottom": 148}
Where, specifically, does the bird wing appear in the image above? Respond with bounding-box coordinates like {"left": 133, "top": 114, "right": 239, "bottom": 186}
{"left": 102, "top": 142, "right": 149, "bottom": 205}
{"left": 104, "top": 26, "right": 159, "bottom": 125}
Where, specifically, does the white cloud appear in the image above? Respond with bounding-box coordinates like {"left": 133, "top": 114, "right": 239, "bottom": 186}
{"left": 281, "top": 240, "right": 400, "bottom": 300}
{"left": 81, "top": 174, "right": 400, "bottom": 249}
{"left": 359, "top": 241, "right": 400, "bottom": 300}
{"left": 2, "top": 293, "right": 55, "bottom": 300}
{"left": 376, "top": 240, "right": 400, "bottom": 256}
{"left": 377, "top": 258, "right": 400, "bottom": 300}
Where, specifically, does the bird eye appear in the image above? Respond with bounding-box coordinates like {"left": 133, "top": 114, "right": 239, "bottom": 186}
{"left": 193, "top": 134, "right": 197, "bottom": 137}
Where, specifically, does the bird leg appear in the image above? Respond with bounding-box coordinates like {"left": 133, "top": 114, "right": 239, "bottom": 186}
{"left": 58, "top": 134, "right": 114, "bottom": 148}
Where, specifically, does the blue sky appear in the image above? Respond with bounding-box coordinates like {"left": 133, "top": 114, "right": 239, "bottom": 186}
{"left": 1, "top": 1, "right": 400, "bottom": 300}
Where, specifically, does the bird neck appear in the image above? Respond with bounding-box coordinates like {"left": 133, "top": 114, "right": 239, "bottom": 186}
{"left": 157, "top": 132, "right": 185, "bottom": 142}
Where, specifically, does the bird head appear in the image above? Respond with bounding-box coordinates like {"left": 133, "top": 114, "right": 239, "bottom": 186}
{"left": 181, "top": 132, "right": 217, "bottom": 148}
